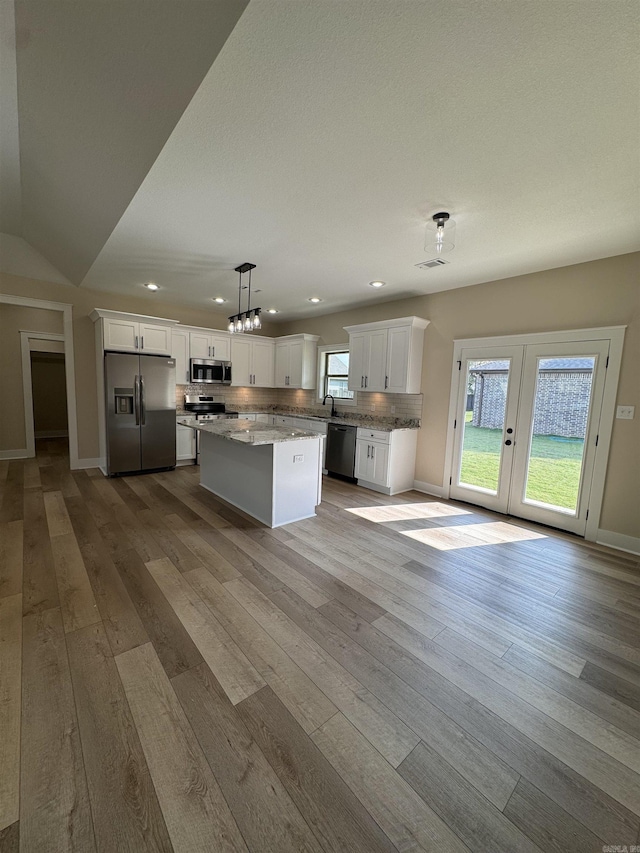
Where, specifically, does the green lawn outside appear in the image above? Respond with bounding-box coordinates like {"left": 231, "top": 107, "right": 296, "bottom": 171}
{"left": 459, "top": 425, "right": 584, "bottom": 510}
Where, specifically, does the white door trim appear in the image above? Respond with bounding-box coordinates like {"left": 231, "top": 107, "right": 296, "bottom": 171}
{"left": 443, "top": 326, "right": 626, "bottom": 541}
{"left": 1, "top": 294, "right": 80, "bottom": 468}
{"left": 20, "top": 331, "right": 66, "bottom": 458}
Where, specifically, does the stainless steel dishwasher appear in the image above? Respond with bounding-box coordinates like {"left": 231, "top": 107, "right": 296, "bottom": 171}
{"left": 325, "top": 423, "right": 357, "bottom": 480}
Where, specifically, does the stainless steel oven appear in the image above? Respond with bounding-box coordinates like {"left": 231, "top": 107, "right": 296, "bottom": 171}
{"left": 190, "top": 358, "right": 231, "bottom": 384}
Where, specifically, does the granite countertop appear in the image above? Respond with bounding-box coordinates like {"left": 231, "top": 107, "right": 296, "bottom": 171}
{"left": 178, "top": 418, "right": 323, "bottom": 446}
{"left": 176, "top": 407, "right": 420, "bottom": 431}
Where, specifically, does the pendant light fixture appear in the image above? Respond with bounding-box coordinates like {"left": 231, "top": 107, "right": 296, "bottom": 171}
{"left": 227, "top": 263, "right": 262, "bottom": 334}
{"left": 425, "top": 211, "right": 455, "bottom": 255}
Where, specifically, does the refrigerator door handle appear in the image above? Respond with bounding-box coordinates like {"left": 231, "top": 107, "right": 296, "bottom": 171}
{"left": 134, "top": 375, "right": 141, "bottom": 425}
{"left": 140, "top": 375, "right": 146, "bottom": 425}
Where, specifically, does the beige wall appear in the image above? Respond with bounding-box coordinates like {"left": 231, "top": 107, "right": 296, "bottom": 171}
{"left": 1, "top": 252, "right": 638, "bottom": 537}
{"left": 0, "top": 303, "right": 63, "bottom": 449}
{"left": 31, "top": 352, "right": 68, "bottom": 435}
{"left": 277, "top": 252, "right": 640, "bottom": 539}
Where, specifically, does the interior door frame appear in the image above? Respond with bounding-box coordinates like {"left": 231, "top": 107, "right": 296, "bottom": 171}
{"left": 443, "top": 326, "right": 626, "bottom": 541}
{"left": 1, "top": 293, "right": 80, "bottom": 468}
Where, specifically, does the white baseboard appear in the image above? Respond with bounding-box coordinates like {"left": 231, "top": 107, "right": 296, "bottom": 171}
{"left": 595, "top": 529, "right": 640, "bottom": 556}
{"left": 72, "top": 457, "right": 104, "bottom": 470}
{"left": 0, "top": 448, "right": 30, "bottom": 460}
{"left": 35, "top": 430, "right": 69, "bottom": 438}
{"left": 413, "top": 479, "right": 448, "bottom": 498}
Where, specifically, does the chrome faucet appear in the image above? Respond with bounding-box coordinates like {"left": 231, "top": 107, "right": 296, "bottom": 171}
{"left": 322, "top": 394, "right": 337, "bottom": 417}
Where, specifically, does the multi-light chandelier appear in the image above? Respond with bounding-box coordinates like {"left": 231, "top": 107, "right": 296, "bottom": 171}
{"left": 228, "top": 263, "right": 262, "bottom": 334}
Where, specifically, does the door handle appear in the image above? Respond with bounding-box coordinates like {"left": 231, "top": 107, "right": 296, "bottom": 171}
{"left": 134, "top": 375, "right": 140, "bottom": 425}
{"left": 140, "top": 376, "right": 146, "bottom": 425}
{"left": 504, "top": 439, "right": 512, "bottom": 446}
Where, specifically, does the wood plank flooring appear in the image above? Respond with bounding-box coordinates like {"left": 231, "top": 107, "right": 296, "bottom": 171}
{"left": 2, "top": 438, "right": 640, "bottom": 852}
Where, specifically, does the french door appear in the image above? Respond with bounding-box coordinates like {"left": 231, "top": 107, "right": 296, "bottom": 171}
{"left": 449, "top": 339, "right": 610, "bottom": 534}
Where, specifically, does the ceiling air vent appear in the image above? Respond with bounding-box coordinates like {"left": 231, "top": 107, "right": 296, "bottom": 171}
{"left": 416, "top": 258, "right": 450, "bottom": 270}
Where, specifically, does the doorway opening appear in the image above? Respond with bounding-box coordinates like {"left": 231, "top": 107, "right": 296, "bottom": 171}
{"left": 30, "top": 350, "right": 69, "bottom": 450}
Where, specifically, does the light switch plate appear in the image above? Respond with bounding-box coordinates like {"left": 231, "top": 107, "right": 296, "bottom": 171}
{"left": 616, "top": 405, "right": 635, "bottom": 420}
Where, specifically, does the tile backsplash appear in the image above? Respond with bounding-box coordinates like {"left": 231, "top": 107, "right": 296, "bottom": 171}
{"left": 177, "top": 384, "right": 422, "bottom": 424}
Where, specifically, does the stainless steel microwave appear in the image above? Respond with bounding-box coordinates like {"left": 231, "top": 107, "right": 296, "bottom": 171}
{"left": 190, "top": 358, "right": 232, "bottom": 384}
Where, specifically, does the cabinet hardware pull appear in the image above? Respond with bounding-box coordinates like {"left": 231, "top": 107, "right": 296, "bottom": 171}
{"left": 365, "top": 375, "right": 368, "bottom": 388}
{"left": 361, "top": 376, "right": 364, "bottom": 388}
{"left": 371, "top": 445, "right": 375, "bottom": 459}
{"left": 367, "top": 444, "right": 370, "bottom": 458}
{"left": 141, "top": 336, "right": 144, "bottom": 350}
{"left": 385, "top": 375, "right": 388, "bottom": 389}
{"left": 135, "top": 335, "right": 139, "bottom": 350}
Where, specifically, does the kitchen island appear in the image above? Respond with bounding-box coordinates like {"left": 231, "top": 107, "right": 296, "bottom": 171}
{"left": 179, "top": 418, "right": 324, "bottom": 527}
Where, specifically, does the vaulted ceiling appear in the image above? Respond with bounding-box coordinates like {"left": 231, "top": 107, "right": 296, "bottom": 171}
{"left": 2, "top": 1, "right": 638, "bottom": 321}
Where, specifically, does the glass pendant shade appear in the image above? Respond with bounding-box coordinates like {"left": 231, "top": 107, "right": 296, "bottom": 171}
{"left": 425, "top": 212, "right": 455, "bottom": 255}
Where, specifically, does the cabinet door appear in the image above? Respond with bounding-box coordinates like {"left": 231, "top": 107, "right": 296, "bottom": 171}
{"left": 369, "top": 441, "right": 389, "bottom": 486}
{"left": 385, "top": 326, "right": 410, "bottom": 393}
{"left": 287, "top": 340, "right": 304, "bottom": 388}
{"left": 176, "top": 424, "right": 196, "bottom": 460}
{"left": 190, "top": 332, "right": 212, "bottom": 359}
{"left": 354, "top": 439, "right": 372, "bottom": 480}
{"left": 275, "top": 343, "right": 289, "bottom": 387}
{"left": 366, "top": 329, "right": 388, "bottom": 391}
{"left": 139, "top": 323, "right": 172, "bottom": 355}
{"left": 348, "top": 333, "right": 367, "bottom": 390}
{"left": 171, "top": 330, "right": 191, "bottom": 384}
{"left": 252, "top": 340, "right": 275, "bottom": 387}
{"left": 230, "top": 338, "right": 252, "bottom": 386}
{"left": 210, "top": 334, "right": 230, "bottom": 362}
{"left": 103, "top": 318, "right": 139, "bottom": 352}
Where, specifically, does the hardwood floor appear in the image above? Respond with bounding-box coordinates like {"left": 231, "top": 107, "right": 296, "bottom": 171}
{"left": 2, "top": 438, "right": 640, "bottom": 852}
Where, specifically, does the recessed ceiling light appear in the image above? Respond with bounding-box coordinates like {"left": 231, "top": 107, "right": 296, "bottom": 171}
{"left": 213, "top": 297, "right": 226, "bottom": 304}
{"left": 369, "top": 281, "right": 386, "bottom": 288}
{"left": 145, "top": 282, "right": 159, "bottom": 291}
{"left": 267, "top": 308, "right": 279, "bottom": 314}
{"left": 308, "top": 297, "right": 323, "bottom": 303}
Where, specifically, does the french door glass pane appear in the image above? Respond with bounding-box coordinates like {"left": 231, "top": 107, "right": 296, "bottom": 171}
{"left": 523, "top": 356, "right": 596, "bottom": 513}
{"left": 458, "top": 358, "right": 510, "bottom": 494}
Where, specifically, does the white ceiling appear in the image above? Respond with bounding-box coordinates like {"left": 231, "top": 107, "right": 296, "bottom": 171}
{"left": 3, "top": 1, "right": 639, "bottom": 320}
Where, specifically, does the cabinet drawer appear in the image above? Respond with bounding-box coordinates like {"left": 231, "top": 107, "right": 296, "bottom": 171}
{"left": 356, "top": 428, "right": 391, "bottom": 443}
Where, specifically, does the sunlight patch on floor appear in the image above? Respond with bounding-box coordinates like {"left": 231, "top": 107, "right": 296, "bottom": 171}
{"left": 402, "top": 521, "right": 547, "bottom": 550}
{"left": 345, "top": 502, "right": 472, "bottom": 523}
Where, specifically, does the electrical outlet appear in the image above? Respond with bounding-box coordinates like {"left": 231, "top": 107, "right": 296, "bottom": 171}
{"left": 371, "top": 403, "right": 375, "bottom": 411}
{"left": 390, "top": 405, "right": 396, "bottom": 414}
{"left": 294, "top": 454, "right": 304, "bottom": 463}
{"left": 616, "top": 405, "right": 635, "bottom": 419}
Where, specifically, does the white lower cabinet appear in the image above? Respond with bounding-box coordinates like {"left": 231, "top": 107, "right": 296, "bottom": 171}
{"left": 176, "top": 417, "right": 196, "bottom": 463}
{"left": 355, "top": 437, "right": 389, "bottom": 487}
{"left": 355, "top": 427, "right": 418, "bottom": 495}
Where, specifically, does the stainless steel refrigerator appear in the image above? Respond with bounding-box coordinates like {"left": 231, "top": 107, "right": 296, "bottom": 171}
{"left": 105, "top": 352, "right": 176, "bottom": 475}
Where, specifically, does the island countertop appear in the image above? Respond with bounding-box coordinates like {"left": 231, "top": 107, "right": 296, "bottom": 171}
{"left": 178, "top": 417, "right": 323, "bottom": 446}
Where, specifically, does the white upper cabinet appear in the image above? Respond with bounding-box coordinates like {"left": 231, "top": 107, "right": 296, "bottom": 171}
{"left": 345, "top": 316, "right": 429, "bottom": 394}
{"left": 231, "top": 336, "right": 275, "bottom": 387}
{"left": 274, "top": 334, "right": 319, "bottom": 388}
{"left": 189, "top": 330, "right": 230, "bottom": 361}
{"left": 171, "top": 329, "right": 191, "bottom": 384}
{"left": 91, "top": 310, "right": 177, "bottom": 356}
{"left": 139, "top": 323, "right": 173, "bottom": 355}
